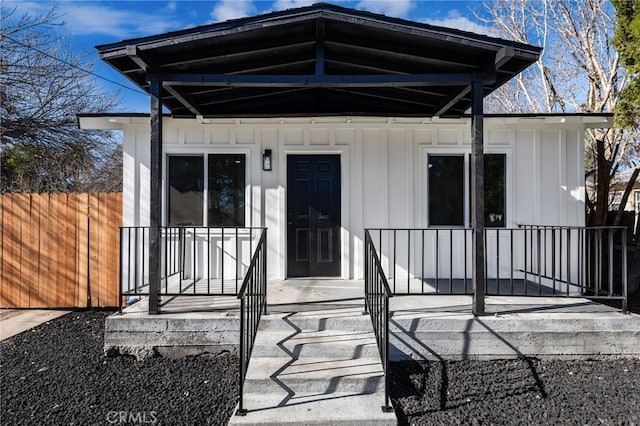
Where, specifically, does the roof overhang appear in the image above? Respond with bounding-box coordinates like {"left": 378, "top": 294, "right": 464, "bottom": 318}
{"left": 96, "top": 3, "right": 541, "bottom": 118}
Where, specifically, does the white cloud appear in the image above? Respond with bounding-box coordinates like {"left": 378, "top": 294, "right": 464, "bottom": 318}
{"left": 210, "top": 0, "right": 255, "bottom": 22}
{"left": 423, "top": 11, "right": 497, "bottom": 37}
{"left": 5, "top": 1, "right": 54, "bottom": 19}
{"left": 355, "top": 0, "right": 415, "bottom": 17}
{"left": 7, "top": 1, "right": 187, "bottom": 38}
{"left": 60, "top": 4, "right": 184, "bottom": 37}
{"left": 165, "top": 2, "right": 177, "bottom": 13}
{"left": 272, "top": 0, "right": 315, "bottom": 11}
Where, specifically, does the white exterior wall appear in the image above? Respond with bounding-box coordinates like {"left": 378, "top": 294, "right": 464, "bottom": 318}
{"left": 99, "top": 115, "right": 594, "bottom": 280}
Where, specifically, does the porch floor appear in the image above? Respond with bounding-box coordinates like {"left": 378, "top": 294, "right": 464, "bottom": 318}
{"left": 105, "top": 279, "right": 639, "bottom": 360}
{"left": 125, "top": 277, "right": 621, "bottom": 314}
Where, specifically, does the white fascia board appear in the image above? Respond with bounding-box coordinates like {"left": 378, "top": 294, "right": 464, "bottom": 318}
{"left": 78, "top": 116, "right": 150, "bottom": 129}
{"left": 484, "top": 115, "right": 613, "bottom": 128}
{"left": 78, "top": 114, "right": 613, "bottom": 129}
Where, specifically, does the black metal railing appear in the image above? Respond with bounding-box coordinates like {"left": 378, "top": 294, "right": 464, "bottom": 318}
{"left": 365, "top": 226, "right": 628, "bottom": 311}
{"left": 119, "top": 226, "right": 266, "bottom": 310}
{"left": 236, "top": 229, "right": 267, "bottom": 416}
{"left": 364, "top": 230, "right": 394, "bottom": 413}
{"left": 518, "top": 225, "right": 628, "bottom": 311}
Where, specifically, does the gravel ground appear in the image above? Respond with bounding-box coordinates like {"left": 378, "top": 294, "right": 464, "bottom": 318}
{"left": 1, "top": 311, "right": 238, "bottom": 426}
{"left": 1, "top": 311, "right": 639, "bottom": 426}
{"left": 390, "top": 358, "right": 640, "bottom": 426}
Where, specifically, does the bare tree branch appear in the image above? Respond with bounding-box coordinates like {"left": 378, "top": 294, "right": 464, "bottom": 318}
{"left": 1, "top": 5, "right": 123, "bottom": 192}
{"left": 479, "top": 0, "right": 638, "bottom": 227}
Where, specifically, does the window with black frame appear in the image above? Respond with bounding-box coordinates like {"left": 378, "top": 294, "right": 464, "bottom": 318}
{"left": 168, "top": 155, "right": 204, "bottom": 226}
{"left": 167, "top": 154, "right": 245, "bottom": 226}
{"left": 483, "top": 154, "right": 506, "bottom": 227}
{"left": 208, "top": 154, "right": 245, "bottom": 226}
{"left": 428, "top": 155, "right": 465, "bottom": 226}
{"left": 428, "top": 153, "right": 506, "bottom": 227}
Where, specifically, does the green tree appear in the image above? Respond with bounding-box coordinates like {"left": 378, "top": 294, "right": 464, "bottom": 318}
{"left": 610, "top": 1, "right": 640, "bottom": 228}
{"left": 612, "top": 0, "right": 640, "bottom": 129}
{"left": 0, "top": 5, "right": 121, "bottom": 193}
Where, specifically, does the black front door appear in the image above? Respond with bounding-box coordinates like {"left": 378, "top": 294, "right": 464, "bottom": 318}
{"left": 287, "top": 155, "right": 341, "bottom": 277}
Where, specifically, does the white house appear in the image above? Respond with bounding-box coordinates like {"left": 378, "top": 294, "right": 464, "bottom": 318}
{"left": 79, "top": 3, "right": 628, "bottom": 314}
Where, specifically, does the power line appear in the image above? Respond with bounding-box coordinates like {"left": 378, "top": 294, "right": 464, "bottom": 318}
{"left": 4, "top": 34, "right": 148, "bottom": 96}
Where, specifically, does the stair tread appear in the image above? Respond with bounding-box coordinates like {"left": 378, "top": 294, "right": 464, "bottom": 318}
{"left": 253, "top": 329, "right": 377, "bottom": 344}
{"left": 233, "top": 304, "right": 396, "bottom": 424}
{"left": 246, "top": 356, "right": 384, "bottom": 379}
{"left": 229, "top": 392, "right": 396, "bottom": 425}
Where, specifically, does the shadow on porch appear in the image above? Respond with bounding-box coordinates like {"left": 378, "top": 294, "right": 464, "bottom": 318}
{"left": 104, "top": 278, "right": 638, "bottom": 360}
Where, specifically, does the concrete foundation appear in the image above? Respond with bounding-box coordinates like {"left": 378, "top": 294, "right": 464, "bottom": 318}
{"left": 104, "top": 295, "right": 239, "bottom": 359}
{"left": 104, "top": 281, "right": 640, "bottom": 361}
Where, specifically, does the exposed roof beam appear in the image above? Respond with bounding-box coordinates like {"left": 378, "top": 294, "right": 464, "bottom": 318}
{"left": 325, "top": 58, "right": 406, "bottom": 75}
{"left": 328, "top": 88, "right": 438, "bottom": 108}
{"left": 126, "top": 45, "right": 155, "bottom": 71}
{"left": 315, "top": 19, "right": 325, "bottom": 75}
{"left": 127, "top": 45, "right": 204, "bottom": 115}
{"left": 148, "top": 72, "right": 496, "bottom": 87}
{"left": 159, "top": 40, "right": 316, "bottom": 69}
{"left": 325, "top": 40, "right": 478, "bottom": 70}
{"left": 198, "top": 88, "right": 309, "bottom": 107}
{"left": 434, "top": 85, "right": 471, "bottom": 116}
{"left": 396, "top": 86, "right": 449, "bottom": 98}
{"left": 495, "top": 47, "right": 514, "bottom": 69}
{"left": 164, "top": 84, "right": 204, "bottom": 115}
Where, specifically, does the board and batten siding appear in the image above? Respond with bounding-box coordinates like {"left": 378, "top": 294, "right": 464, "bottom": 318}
{"left": 91, "top": 116, "right": 590, "bottom": 280}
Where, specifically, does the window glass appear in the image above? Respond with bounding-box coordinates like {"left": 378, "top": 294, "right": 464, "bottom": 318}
{"left": 484, "top": 154, "right": 506, "bottom": 227}
{"left": 428, "top": 155, "right": 464, "bottom": 226}
{"left": 208, "top": 154, "right": 245, "bottom": 226}
{"left": 168, "top": 156, "right": 204, "bottom": 226}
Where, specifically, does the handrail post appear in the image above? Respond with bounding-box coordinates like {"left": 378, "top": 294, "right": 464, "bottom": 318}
{"left": 364, "top": 230, "right": 369, "bottom": 314}
{"left": 237, "top": 295, "right": 247, "bottom": 416}
{"left": 364, "top": 229, "right": 394, "bottom": 414}
{"left": 235, "top": 228, "right": 268, "bottom": 417}
{"left": 119, "top": 227, "right": 124, "bottom": 314}
{"left": 622, "top": 228, "right": 628, "bottom": 313}
{"left": 383, "top": 294, "right": 393, "bottom": 413}
{"left": 263, "top": 229, "right": 268, "bottom": 315}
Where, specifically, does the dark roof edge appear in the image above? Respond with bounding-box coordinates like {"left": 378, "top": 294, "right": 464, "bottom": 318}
{"left": 95, "top": 3, "right": 541, "bottom": 54}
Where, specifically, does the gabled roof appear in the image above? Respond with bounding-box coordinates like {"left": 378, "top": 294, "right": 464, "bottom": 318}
{"left": 97, "top": 3, "right": 541, "bottom": 117}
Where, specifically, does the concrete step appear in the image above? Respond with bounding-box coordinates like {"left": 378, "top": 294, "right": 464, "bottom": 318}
{"left": 389, "top": 312, "right": 638, "bottom": 332}
{"left": 244, "top": 357, "right": 385, "bottom": 394}
{"left": 389, "top": 312, "right": 640, "bottom": 360}
{"left": 229, "top": 301, "right": 398, "bottom": 425}
{"left": 104, "top": 312, "right": 239, "bottom": 359}
{"left": 259, "top": 309, "right": 372, "bottom": 332}
{"left": 252, "top": 329, "right": 380, "bottom": 359}
{"left": 229, "top": 392, "right": 396, "bottom": 426}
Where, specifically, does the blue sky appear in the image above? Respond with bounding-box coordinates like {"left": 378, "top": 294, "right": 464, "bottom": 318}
{"left": 7, "top": 0, "right": 494, "bottom": 112}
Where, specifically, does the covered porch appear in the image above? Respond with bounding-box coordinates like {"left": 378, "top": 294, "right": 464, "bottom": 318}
{"left": 95, "top": 3, "right": 547, "bottom": 316}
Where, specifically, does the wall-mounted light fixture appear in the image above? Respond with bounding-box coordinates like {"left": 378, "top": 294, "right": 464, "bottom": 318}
{"left": 262, "top": 149, "right": 272, "bottom": 171}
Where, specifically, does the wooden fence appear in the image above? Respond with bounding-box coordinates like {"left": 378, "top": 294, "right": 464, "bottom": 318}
{"left": 1, "top": 193, "right": 122, "bottom": 308}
